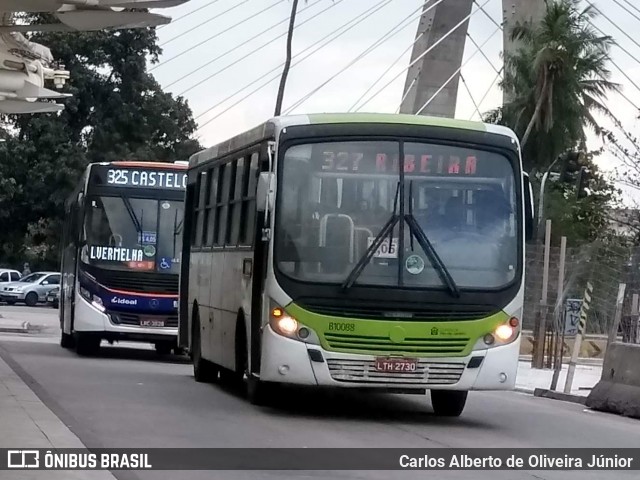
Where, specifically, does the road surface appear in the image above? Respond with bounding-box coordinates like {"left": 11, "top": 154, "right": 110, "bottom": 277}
{"left": 0, "top": 306, "right": 638, "bottom": 480}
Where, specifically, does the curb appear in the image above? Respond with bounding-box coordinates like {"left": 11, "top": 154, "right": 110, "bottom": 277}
{"left": 515, "top": 387, "right": 535, "bottom": 394}
{"left": 533, "top": 388, "right": 587, "bottom": 405}
{"left": 518, "top": 355, "right": 603, "bottom": 366}
{"left": 0, "top": 321, "right": 45, "bottom": 334}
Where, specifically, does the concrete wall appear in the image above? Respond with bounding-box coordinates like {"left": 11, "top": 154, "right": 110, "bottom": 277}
{"left": 586, "top": 343, "right": 640, "bottom": 419}
{"left": 400, "top": 0, "right": 546, "bottom": 117}
{"left": 399, "top": 0, "right": 473, "bottom": 117}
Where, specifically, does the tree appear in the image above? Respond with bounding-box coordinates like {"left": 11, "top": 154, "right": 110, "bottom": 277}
{"left": 484, "top": 0, "right": 622, "bottom": 246}
{"left": 0, "top": 16, "right": 202, "bottom": 269}
{"left": 487, "top": 0, "right": 619, "bottom": 173}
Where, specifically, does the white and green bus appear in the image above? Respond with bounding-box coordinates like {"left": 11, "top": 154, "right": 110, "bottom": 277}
{"left": 178, "top": 113, "right": 534, "bottom": 416}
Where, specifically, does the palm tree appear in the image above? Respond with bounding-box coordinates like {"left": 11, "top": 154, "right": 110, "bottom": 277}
{"left": 274, "top": 0, "right": 301, "bottom": 116}
{"left": 490, "top": 0, "right": 619, "bottom": 171}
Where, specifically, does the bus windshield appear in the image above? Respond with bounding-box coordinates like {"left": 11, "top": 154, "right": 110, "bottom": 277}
{"left": 275, "top": 140, "right": 519, "bottom": 290}
{"left": 81, "top": 195, "right": 184, "bottom": 274}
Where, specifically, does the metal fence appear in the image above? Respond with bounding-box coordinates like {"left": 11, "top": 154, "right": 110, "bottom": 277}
{"left": 524, "top": 238, "right": 640, "bottom": 346}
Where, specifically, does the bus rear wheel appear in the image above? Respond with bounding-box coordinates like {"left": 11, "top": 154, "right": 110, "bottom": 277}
{"left": 430, "top": 390, "right": 468, "bottom": 417}
{"left": 192, "top": 312, "right": 218, "bottom": 383}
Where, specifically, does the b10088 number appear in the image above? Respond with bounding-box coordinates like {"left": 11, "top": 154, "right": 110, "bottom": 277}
{"left": 328, "top": 322, "right": 355, "bottom": 332}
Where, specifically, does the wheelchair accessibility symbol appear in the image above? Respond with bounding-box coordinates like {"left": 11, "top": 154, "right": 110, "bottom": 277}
{"left": 159, "top": 257, "right": 172, "bottom": 270}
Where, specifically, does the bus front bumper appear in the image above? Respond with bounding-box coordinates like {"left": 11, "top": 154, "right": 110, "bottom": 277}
{"left": 74, "top": 295, "right": 177, "bottom": 343}
{"left": 259, "top": 325, "right": 520, "bottom": 391}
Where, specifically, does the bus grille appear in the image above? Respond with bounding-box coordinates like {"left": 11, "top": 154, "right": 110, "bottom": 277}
{"left": 326, "top": 359, "right": 465, "bottom": 385}
{"left": 324, "top": 332, "right": 470, "bottom": 355}
{"left": 110, "top": 312, "right": 178, "bottom": 328}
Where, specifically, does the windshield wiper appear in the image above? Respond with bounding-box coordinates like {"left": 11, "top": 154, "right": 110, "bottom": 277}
{"left": 121, "top": 195, "right": 143, "bottom": 235}
{"left": 341, "top": 182, "right": 400, "bottom": 290}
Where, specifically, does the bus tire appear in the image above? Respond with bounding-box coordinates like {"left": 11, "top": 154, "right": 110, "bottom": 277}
{"left": 430, "top": 390, "right": 468, "bottom": 417}
{"left": 76, "top": 334, "right": 100, "bottom": 357}
{"left": 60, "top": 330, "right": 75, "bottom": 349}
{"left": 192, "top": 311, "right": 218, "bottom": 383}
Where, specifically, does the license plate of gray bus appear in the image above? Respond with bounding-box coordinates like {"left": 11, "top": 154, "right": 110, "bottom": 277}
{"left": 140, "top": 318, "right": 165, "bottom": 327}
{"left": 375, "top": 357, "right": 417, "bottom": 372}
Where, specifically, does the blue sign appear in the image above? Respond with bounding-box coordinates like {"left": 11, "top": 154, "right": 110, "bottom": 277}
{"left": 159, "top": 257, "right": 172, "bottom": 270}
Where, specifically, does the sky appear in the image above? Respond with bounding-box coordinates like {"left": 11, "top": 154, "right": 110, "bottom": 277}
{"left": 148, "top": 0, "right": 640, "bottom": 204}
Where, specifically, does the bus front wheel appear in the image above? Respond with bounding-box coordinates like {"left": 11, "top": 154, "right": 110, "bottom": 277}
{"left": 60, "top": 330, "right": 75, "bottom": 349}
{"left": 430, "top": 390, "right": 468, "bottom": 417}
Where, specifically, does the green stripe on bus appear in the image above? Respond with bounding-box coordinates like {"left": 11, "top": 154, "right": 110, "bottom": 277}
{"left": 285, "top": 302, "right": 509, "bottom": 358}
{"left": 305, "top": 113, "right": 488, "bottom": 132}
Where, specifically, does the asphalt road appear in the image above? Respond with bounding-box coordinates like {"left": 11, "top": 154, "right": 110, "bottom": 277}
{"left": 0, "top": 306, "right": 638, "bottom": 480}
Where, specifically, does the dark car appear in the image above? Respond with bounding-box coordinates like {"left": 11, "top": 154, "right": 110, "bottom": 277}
{"left": 46, "top": 286, "right": 60, "bottom": 309}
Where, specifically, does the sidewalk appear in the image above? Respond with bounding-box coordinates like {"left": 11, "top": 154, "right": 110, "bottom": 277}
{"left": 515, "top": 360, "right": 602, "bottom": 397}
{"left": 0, "top": 350, "right": 116, "bottom": 480}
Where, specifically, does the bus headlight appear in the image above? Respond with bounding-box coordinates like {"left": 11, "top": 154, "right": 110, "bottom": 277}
{"left": 268, "top": 300, "right": 320, "bottom": 344}
{"left": 474, "top": 317, "right": 520, "bottom": 350}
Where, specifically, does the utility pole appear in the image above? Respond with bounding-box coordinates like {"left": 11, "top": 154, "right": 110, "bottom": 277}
{"left": 274, "top": 0, "right": 300, "bottom": 116}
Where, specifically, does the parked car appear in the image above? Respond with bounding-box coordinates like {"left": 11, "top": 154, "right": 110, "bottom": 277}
{"left": 0, "top": 269, "right": 21, "bottom": 284}
{"left": 46, "top": 286, "right": 60, "bottom": 309}
{"left": 0, "top": 272, "right": 61, "bottom": 306}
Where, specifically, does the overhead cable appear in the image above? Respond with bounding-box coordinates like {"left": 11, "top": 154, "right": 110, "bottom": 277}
{"left": 415, "top": 25, "right": 501, "bottom": 115}
{"left": 161, "top": 0, "right": 256, "bottom": 47}
{"left": 469, "top": 66, "right": 503, "bottom": 120}
{"left": 151, "top": 0, "right": 278, "bottom": 71}
{"left": 285, "top": 0, "right": 447, "bottom": 114}
{"left": 157, "top": 0, "right": 222, "bottom": 31}
{"left": 195, "top": 0, "right": 394, "bottom": 131}
{"left": 175, "top": 0, "right": 337, "bottom": 96}
{"left": 357, "top": 0, "right": 492, "bottom": 112}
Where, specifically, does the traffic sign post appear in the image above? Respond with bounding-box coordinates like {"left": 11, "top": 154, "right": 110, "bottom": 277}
{"left": 564, "top": 282, "right": 593, "bottom": 394}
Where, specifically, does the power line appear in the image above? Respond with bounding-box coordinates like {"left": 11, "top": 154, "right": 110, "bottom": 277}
{"left": 470, "top": 66, "right": 503, "bottom": 120}
{"left": 160, "top": 0, "right": 254, "bottom": 47}
{"left": 285, "top": 0, "right": 444, "bottom": 114}
{"left": 357, "top": 0, "right": 492, "bottom": 112}
{"left": 195, "top": 0, "right": 394, "bottom": 131}
{"left": 460, "top": 73, "right": 482, "bottom": 120}
{"left": 612, "top": 0, "right": 640, "bottom": 24}
{"left": 151, "top": 0, "right": 280, "bottom": 72}
{"left": 466, "top": 31, "right": 501, "bottom": 74}
{"left": 586, "top": 2, "right": 640, "bottom": 55}
{"left": 349, "top": 31, "right": 425, "bottom": 112}
{"left": 174, "top": 0, "right": 335, "bottom": 96}
{"left": 621, "top": 0, "right": 640, "bottom": 17}
{"left": 589, "top": 22, "right": 640, "bottom": 68}
{"left": 157, "top": 0, "right": 223, "bottom": 31}
{"left": 415, "top": 25, "right": 501, "bottom": 115}
{"left": 347, "top": 0, "right": 448, "bottom": 113}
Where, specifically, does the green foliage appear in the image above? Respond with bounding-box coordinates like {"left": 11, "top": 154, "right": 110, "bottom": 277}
{"left": 0, "top": 17, "right": 202, "bottom": 269}
{"left": 484, "top": 0, "right": 620, "bottom": 246}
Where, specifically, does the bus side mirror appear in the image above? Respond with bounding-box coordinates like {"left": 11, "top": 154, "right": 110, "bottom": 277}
{"left": 256, "top": 172, "right": 274, "bottom": 213}
{"left": 523, "top": 172, "right": 534, "bottom": 241}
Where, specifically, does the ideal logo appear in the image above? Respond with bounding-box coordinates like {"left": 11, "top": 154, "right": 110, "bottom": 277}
{"left": 110, "top": 296, "right": 138, "bottom": 306}
{"left": 431, "top": 327, "right": 439, "bottom": 336}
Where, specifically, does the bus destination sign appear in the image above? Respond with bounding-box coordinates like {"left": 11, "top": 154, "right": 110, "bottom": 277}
{"left": 92, "top": 167, "right": 187, "bottom": 190}
{"left": 319, "top": 151, "right": 479, "bottom": 176}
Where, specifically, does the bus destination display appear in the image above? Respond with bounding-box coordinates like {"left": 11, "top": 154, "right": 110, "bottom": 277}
{"left": 315, "top": 147, "right": 507, "bottom": 177}
{"left": 91, "top": 167, "right": 187, "bottom": 189}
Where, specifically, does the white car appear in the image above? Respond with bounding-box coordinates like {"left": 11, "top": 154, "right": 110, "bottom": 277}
{"left": 0, "top": 269, "right": 21, "bottom": 284}
{"left": 0, "top": 271, "right": 61, "bottom": 306}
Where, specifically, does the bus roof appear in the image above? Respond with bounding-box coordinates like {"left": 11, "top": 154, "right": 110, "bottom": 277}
{"left": 189, "top": 113, "right": 520, "bottom": 168}
{"left": 104, "top": 161, "right": 188, "bottom": 170}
